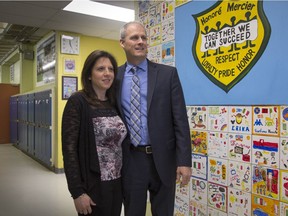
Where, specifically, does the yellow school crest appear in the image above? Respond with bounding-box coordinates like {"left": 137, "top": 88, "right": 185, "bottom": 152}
{"left": 192, "top": 0, "right": 271, "bottom": 92}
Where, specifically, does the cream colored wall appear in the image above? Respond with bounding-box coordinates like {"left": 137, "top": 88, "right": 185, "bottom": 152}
{"left": 0, "top": 30, "right": 126, "bottom": 171}
{"left": 1, "top": 65, "right": 9, "bottom": 83}
{"left": 0, "top": 49, "right": 20, "bottom": 84}
{"left": 20, "top": 44, "right": 35, "bottom": 93}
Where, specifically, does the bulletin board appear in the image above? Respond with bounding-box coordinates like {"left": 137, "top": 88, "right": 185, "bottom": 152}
{"left": 175, "top": 0, "right": 288, "bottom": 105}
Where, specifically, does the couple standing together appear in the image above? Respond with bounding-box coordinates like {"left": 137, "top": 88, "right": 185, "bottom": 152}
{"left": 62, "top": 21, "right": 192, "bottom": 216}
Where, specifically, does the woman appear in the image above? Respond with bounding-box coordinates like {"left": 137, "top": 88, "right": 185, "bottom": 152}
{"left": 62, "top": 50, "right": 127, "bottom": 216}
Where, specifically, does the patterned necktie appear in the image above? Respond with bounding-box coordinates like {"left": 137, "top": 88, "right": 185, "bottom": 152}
{"left": 130, "top": 66, "right": 141, "bottom": 146}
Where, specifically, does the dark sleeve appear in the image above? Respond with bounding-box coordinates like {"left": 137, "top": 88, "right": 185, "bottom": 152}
{"left": 170, "top": 68, "right": 192, "bottom": 167}
{"left": 62, "top": 96, "right": 85, "bottom": 199}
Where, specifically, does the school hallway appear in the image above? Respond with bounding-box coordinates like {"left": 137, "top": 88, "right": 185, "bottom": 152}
{"left": 0, "top": 143, "right": 77, "bottom": 216}
{"left": 0, "top": 144, "right": 154, "bottom": 216}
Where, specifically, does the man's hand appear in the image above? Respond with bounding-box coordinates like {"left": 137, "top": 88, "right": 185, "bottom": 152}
{"left": 176, "top": 166, "right": 191, "bottom": 186}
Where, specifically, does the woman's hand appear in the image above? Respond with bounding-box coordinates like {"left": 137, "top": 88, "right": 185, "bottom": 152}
{"left": 74, "top": 193, "right": 96, "bottom": 215}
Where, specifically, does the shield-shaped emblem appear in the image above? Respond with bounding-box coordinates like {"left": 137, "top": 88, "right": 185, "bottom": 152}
{"left": 192, "top": 0, "right": 271, "bottom": 92}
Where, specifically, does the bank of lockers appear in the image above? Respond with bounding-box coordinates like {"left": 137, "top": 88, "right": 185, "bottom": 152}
{"left": 10, "top": 89, "right": 52, "bottom": 167}
{"left": 9, "top": 96, "right": 18, "bottom": 144}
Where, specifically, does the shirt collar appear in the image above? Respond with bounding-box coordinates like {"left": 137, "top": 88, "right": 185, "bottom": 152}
{"left": 126, "top": 59, "right": 147, "bottom": 73}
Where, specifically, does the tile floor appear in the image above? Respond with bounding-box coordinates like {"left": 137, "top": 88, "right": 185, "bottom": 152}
{"left": 0, "top": 144, "right": 154, "bottom": 216}
{"left": 0, "top": 144, "right": 77, "bottom": 216}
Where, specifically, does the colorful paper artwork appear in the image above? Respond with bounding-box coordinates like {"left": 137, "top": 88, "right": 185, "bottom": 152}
{"left": 192, "top": 154, "right": 207, "bottom": 180}
{"left": 138, "top": 0, "right": 149, "bottom": 17}
{"left": 162, "top": 19, "right": 174, "bottom": 43}
{"left": 281, "top": 106, "right": 288, "bottom": 137}
{"left": 174, "top": 181, "right": 189, "bottom": 216}
{"left": 252, "top": 135, "right": 279, "bottom": 168}
{"left": 280, "top": 202, "right": 288, "bottom": 216}
{"left": 229, "top": 106, "right": 252, "bottom": 134}
{"left": 208, "top": 182, "right": 227, "bottom": 213}
{"left": 148, "top": 3, "right": 161, "bottom": 27}
{"left": 208, "top": 207, "right": 227, "bottom": 216}
{"left": 280, "top": 170, "right": 288, "bottom": 203}
{"left": 252, "top": 165, "right": 279, "bottom": 199}
{"left": 190, "top": 200, "right": 207, "bottom": 216}
{"left": 191, "top": 130, "right": 207, "bottom": 155}
{"left": 149, "top": 24, "right": 161, "bottom": 46}
{"left": 252, "top": 106, "right": 280, "bottom": 137}
{"left": 147, "top": 45, "right": 162, "bottom": 63}
{"left": 228, "top": 133, "right": 252, "bottom": 163}
{"left": 138, "top": 13, "right": 149, "bottom": 29}
{"left": 190, "top": 177, "right": 208, "bottom": 204}
{"left": 252, "top": 194, "right": 280, "bottom": 216}
{"left": 280, "top": 137, "right": 288, "bottom": 169}
{"left": 186, "top": 106, "right": 208, "bottom": 130}
{"left": 228, "top": 161, "right": 252, "bottom": 192}
{"left": 162, "top": 41, "right": 175, "bottom": 65}
{"left": 208, "top": 157, "right": 228, "bottom": 186}
{"left": 228, "top": 187, "right": 251, "bottom": 216}
{"left": 161, "top": 1, "right": 175, "bottom": 22}
{"left": 175, "top": 0, "right": 191, "bottom": 7}
{"left": 208, "top": 132, "right": 228, "bottom": 159}
{"left": 208, "top": 106, "right": 229, "bottom": 132}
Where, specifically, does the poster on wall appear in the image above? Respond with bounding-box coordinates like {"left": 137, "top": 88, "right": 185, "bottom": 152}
{"left": 139, "top": 12, "right": 149, "bottom": 29}
{"left": 162, "top": 19, "right": 174, "bottom": 43}
{"left": 252, "top": 106, "right": 280, "bottom": 137}
{"left": 138, "top": 0, "right": 149, "bottom": 17}
{"left": 191, "top": 130, "right": 208, "bottom": 155}
{"left": 147, "top": 45, "right": 162, "bottom": 63}
{"left": 192, "top": 154, "right": 207, "bottom": 180}
{"left": 280, "top": 137, "right": 288, "bottom": 170}
{"left": 281, "top": 106, "right": 288, "bottom": 137}
{"left": 228, "top": 188, "right": 251, "bottom": 216}
{"left": 252, "top": 165, "right": 279, "bottom": 200}
{"left": 175, "top": 0, "right": 191, "bottom": 7}
{"left": 208, "top": 157, "right": 228, "bottom": 186}
{"left": 208, "top": 207, "right": 227, "bottom": 216}
{"left": 149, "top": 24, "right": 162, "bottom": 46}
{"left": 186, "top": 106, "right": 208, "bottom": 130}
{"left": 280, "top": 202, "right": 288, "bottom": 216}
{"left": 190, "top": 200, "right": 207, "bottom": 216}
{"left": 148, "top": 2, "right": 161, "bottom": 27}
{"left": 208, "top": 132, "right": 228, "bottom": 159}
{"left": 190, "top": 176, "right": 208, "bottom": 204}
{"left": 228, "top": 161, "right": 251, "bottom": 192}
{"left": 207, "top": 182, "right": 227, "bottom": 213}
{"left": 280, "top": 170, "right": 288, "bottom": 203}
{"left": 228, "top": 133, "right": 252, "bottom": 163}
{"left": 161, "top": 1, "right": 175, "bottom": 22}
{"left": 10, "top": 64, "right": 14, "bottom": 83}
{"left": 62, "top": 76, "right": 78, "bottom": 100}
{"left": 229, "top": 106, "right": 252, "bottom": 134}
{"left": 162, "top": 40, "right": 175, "bottom": 66}
{"left": 252, "top": 135, "right": 279, "bottom": 168}
{"left": 252, "top": 194, "right": 280, "bottom": 216}
{"left": 208, "top": 106, "right": 229, "bottom": 132}
{"left": 36, "top": 33, "right": 56, "bottom": 86}
{"left": 64, "top": 59, "right": 76, "bottom": 73}
{"left": 174, "top": 182, "right": 189, "bottom": 216}
{"left": 191, "top": 0, "right": 271, "bottom": 92}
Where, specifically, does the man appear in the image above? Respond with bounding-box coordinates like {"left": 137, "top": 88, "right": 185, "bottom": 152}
{"left": 116, "top": 21, "right": 191, "bottom": 216}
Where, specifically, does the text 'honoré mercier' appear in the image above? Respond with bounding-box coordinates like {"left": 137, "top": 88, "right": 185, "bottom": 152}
{"left": 201, "top": 2, "right": 256, "bottom": 26}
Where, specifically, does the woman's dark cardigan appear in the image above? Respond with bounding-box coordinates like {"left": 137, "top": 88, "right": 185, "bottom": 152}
{"left": 62, "top": 92, "right": 101, "bottom": 204}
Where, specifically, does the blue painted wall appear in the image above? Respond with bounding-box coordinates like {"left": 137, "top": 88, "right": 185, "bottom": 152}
{"left": 175, "top": 0, "right": 287, "bottom": 105}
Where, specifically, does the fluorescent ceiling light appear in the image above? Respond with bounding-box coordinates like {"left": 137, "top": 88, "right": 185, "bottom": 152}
{"left": 63, "top": 0, "right": 135, "bottom": 23}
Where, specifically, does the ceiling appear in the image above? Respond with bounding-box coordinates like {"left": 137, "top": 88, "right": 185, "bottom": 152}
{"left": 0, "top": 1, "right": 135, "bottom": 64}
